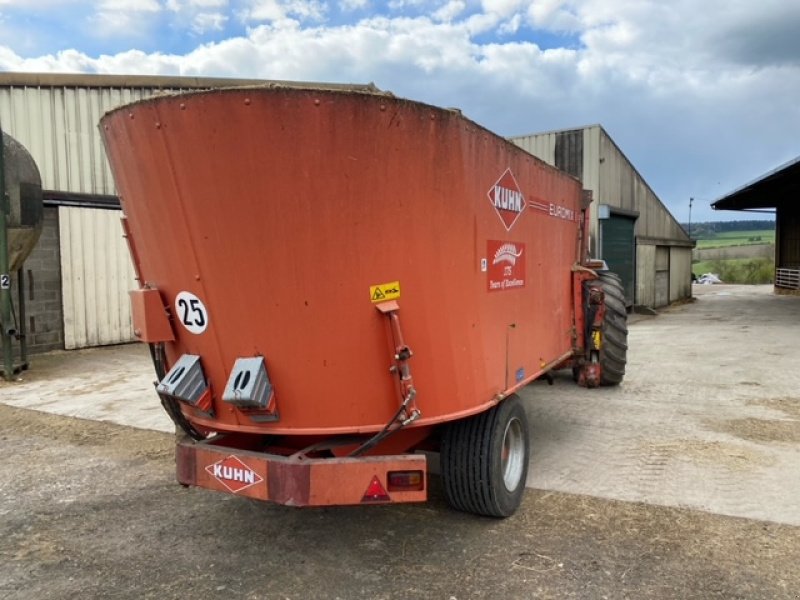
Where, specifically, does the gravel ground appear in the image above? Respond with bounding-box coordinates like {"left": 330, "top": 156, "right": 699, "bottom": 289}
{"left": 1, "top": 404, "right": 799, "bottom": 600}
{"left": 1, "top": 283, "right": 799, "bottom": 598}
{"left": 522, "top": 284, "right": 800, "bottom": 525}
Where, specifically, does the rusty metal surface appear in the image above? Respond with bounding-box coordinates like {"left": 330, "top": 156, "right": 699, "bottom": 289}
{"left": 0, "top": 74, "right": 381, "bottom": 197}
{"left": 130, "top": 289, "right": 174, "bottom": 343}
{"left": 101, "top": 87, "right": 584, "bottom": 436}
{"left": 2, "top": 131, "right": 43, "bottom": 272}
{"left": 178, "top": 438, "right": 427, "bottom": 506}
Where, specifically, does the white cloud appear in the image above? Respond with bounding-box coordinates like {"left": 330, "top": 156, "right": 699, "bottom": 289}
{"left": 387, "top": 0, "right": 425, "bottom": 11}
{"left": 242, "top": 0, "right": 327, "bottom": 22}
{"left": 0, "top": 0, "right": 84, "bottom": 6}
{"left": 0, "top": 0, "right": 798, "bottom": 220}
{"left": 97, "top": 0, "right": 160, "bottom": 10}
{"left": 497, "top": 12, "right": 521, "bottom": 34}
{"left": 191, "top": 11, "right": 227, "bottom": 32}
{"left": 166, "top": 0, "right": 229, "bottom": 33}
{"left": 92, "top": 0, "right": 162, "bottom": 35}
{"left": 433, "top": 0, "right": 466, "bottom": 22}
{"left": 167, "top": 0, "right": 228, "bottom": 8}
{"left": 526, "top": 0, "right": 580, "bottom": 32}
{"left": 340, "top": 0, "right": 369, "bottom": 10}
{"left": 481, "top": 0, "right": 524, "bottom": 19}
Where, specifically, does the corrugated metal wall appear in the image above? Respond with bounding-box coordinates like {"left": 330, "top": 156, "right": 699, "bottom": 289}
{"left": 59, "top": 206, "right": 137, "bottom": 349}
{"left": 510, "top": 125, "right": 693, "bottom": 307}
{"left": 636, "top": 245, "right": 656, "bottom": 307}
{"left": 655, "top": 246, "right": 670, "bottom": 307}
{"left": 0, "top": 74, "right": 379, "bottom": 198}
{"left": 0, "top": 85, "right": 178, "bottom": 196}
{"left": 511, "top": 131, "right": 557, "bottom": 165}
{"left": 582, "top": 127, "right": 602, "bottom": 244}
{"left": 0, "top": 74, "right": 278, "bottom": 350}
{"left": 554, "top": 130, "right": 583, "bottom": 179}
{"left": 669, "top": 247, "right": 692, "bottom": 302}
{"left": 596, "top": 129, "right": 688, "bottom": 242}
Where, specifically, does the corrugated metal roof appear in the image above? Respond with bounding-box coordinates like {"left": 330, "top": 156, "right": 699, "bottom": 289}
{"left": 0, "top": 73, "right": 381, "bottom": 197}
{"left": 0, "top": 72, "right": 380, "bottom": 93}
{"left": 712, "top": 155, "right": 800, "bottom": 211}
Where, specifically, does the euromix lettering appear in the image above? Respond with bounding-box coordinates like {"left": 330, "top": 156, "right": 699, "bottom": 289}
{"left": 548, "top": 203, "right": 575, "bottom": 221}
{"left": 529, "top": 198, "right": 577, "bottom": 222}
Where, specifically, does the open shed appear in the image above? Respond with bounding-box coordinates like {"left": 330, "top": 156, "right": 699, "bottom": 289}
{"left": 712, "top": 156, "right": 800, "bottom": 291}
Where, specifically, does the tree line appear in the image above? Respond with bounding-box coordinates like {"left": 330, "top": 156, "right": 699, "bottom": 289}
{"left": 681, "top": 220, "right": 775, "bottom": 238}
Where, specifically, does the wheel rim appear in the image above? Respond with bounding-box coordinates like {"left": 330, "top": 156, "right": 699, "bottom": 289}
{"left": 501, "top": 417, "right": 525, "bottom": 492}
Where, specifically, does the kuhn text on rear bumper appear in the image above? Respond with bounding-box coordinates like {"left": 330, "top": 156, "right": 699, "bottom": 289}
{"left": 176, "top": 438, "right": 427, "bottom": 507}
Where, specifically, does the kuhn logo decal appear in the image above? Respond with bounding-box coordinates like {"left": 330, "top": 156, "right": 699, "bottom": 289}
{"left": 488, "top": 169, "right": 526, "bottom": 231}
{"left": 206, "top": 455, "right": 263, "bottom": 493}
{"left": 487, "top": 240, "right": 526, "bottom": 292}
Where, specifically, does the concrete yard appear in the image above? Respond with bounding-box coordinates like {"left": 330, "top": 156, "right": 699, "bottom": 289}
{"left": 1, "top": 284, "right": 799, "bottom": 598}
{"left": 3, "top": 284, "right": 799, "bottom": 524}
{"left": 526, "top": 284, "right": 800, "bottom": 525}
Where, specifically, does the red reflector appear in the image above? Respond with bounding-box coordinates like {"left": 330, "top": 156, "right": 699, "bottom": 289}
{"left": 361, "top": 475, "right": 391, "bottom": 503}
{"left": 387, "top": 470, "right": 425, "bottom": 491}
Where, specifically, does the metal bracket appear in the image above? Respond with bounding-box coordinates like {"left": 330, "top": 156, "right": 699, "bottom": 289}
{"left": 376, "top": 300, "right": 421, "bottom": 424}
{"left": 578, "top": 282, "right": 606, "bottom": 388}
{"left": 222, "top": 356, "right": 279, "bottom": 421}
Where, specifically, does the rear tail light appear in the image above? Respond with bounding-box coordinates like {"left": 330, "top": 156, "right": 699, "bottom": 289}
{"left": 387, "top": 470, "right": 425, "bottom": 491}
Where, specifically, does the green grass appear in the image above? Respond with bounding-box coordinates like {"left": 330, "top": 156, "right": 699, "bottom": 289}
{"left": 693, "top": 259, "right": 734, "bottom": 275}
{"left": 693, "top": 229, "right": 775, "bottom": 249}
{"left": 692, "top": 257, "right": 773, "bottom": 284}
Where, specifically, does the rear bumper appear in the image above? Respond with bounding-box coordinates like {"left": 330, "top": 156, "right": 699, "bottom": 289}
{"left": 176, "top": 438, "right": 428, "bottom": 506}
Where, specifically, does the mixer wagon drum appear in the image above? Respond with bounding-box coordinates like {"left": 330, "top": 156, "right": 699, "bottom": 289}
{"left": 2, "top": 131, "right": 44, "bottom": 272}
{"left": 100, "top": 84, "right": 624, "bottom": 517}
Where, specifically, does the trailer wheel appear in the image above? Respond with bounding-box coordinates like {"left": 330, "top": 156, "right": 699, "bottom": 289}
{"left": 440, "top": 395, "right": 529, "bottom": 518}
{"left": 595, "top": 272, "right": 628, "bottom": 386}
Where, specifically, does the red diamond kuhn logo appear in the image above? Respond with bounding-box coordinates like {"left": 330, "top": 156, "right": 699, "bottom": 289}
{"left": 488, "top": 168, "right": 526, "bottom": 231}
{"left": 206, "top": 455, "right": 263, "bottom": 493}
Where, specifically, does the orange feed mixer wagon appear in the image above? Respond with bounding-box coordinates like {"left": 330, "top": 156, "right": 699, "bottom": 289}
{"left": 100, "top": 84, "right": 627, "bottom": 518}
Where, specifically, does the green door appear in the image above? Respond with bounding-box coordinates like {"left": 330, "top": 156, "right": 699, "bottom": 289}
{"left": 601, "top": 214, "right": 636, "bottom": 306}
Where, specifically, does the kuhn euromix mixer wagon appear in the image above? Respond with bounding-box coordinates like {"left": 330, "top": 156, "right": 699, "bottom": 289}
{"left": 100, "top": 84, "right": 627, "bottom": 518}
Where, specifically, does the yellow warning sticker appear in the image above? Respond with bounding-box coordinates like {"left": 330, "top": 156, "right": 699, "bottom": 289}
{"left": 592, "top": 330, "right": 602, "bottom": 349}
{"left": 370, "top": 281, "right": 401, "bottom": 303}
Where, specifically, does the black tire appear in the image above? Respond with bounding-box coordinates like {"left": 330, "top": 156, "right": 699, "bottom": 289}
{"left": 440, "top": 395, "right": 530, "bottom": 518}
{"left": 593, "top": 272, "right": 628, "bottom": 385}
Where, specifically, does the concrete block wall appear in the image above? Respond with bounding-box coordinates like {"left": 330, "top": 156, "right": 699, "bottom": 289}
{"left": 10, "top": 206, "right": 64, "bottom": 353}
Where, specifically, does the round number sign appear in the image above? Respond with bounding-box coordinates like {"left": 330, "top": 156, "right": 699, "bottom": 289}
{"left": 175, "top": 291, "right": 209, "bottom": 334}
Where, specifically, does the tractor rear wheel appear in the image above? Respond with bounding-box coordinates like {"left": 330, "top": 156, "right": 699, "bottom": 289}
{"left": 594, "top": 272, "right": 628, "bottom": 385}
{"left": 440, "top": 395, "right": 529, "bottom": 518}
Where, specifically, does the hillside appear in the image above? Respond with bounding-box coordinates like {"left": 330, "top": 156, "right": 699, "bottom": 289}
{"left": 687, "top": 221, "right": 775, "bottom": 284}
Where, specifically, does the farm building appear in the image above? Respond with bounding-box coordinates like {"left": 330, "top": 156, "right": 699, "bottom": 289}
{"left": 0, "top": 72, "right": 375, "bottom": 353}
{"left": 3, "top": 72, "right": 692, "bottom": 355}
{"left": 712, "top": 156, "right": 800, "bottom": 291}
{"left": 510, "top": 127, "right": 694, "bottom": 308}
